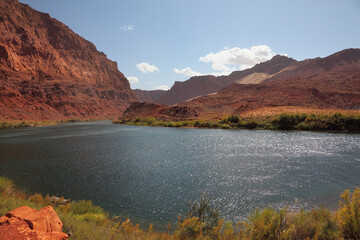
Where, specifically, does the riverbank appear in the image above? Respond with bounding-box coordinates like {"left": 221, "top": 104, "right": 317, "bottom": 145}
{"left": 0, "top": 118, "right": 106, "bottom": 130}
{"left": 1, "top": 176, "right": 359, "bottom": 239}
{"left": 115, "top": 112, "right": 360, "bottom": 133}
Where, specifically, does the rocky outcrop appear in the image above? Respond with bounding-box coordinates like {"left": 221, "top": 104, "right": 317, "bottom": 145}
{"left": 122, "top": 102, "right": 198, "bottom": 120}
{"left": 122, "top": 102, "right": 166, "bottom": 119}
{"left": 0, "top": 0, "right": 138, "bottom": 120}
{"left": 133, "top": 89, "right": 166, "bottom": 104}
{"left": 0, "top": 206, "right": 68, "bottom": 240}
{"left": 159, "top": 106, "right": 199, "bottom": 118}
{"left": 157, "top": 75, "right": 228, "bottom": 106}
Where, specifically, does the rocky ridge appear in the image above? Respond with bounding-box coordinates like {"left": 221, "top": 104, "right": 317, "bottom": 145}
{"left": 128, "top": 49, "right": 360, "bottom": 119}
{"left": 135, "top": 55, "right": 296, "bottom": 105}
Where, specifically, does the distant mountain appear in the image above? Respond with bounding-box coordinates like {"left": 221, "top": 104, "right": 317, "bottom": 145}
{"left": 135, "top": 55, "right": 296, "bottom": 105}
{"left": 133, "top": 89, "right": 166, "bottom": 104}
{"left": 126, "top": 48, "right": 360, "bottom": 119}
{"left": 0, "top": 0, "right": 137, "bottom": 120}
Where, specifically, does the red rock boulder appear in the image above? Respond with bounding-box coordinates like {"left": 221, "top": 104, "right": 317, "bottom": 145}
{"left": 0, "top": 206, "right": 68, "bottom": 240}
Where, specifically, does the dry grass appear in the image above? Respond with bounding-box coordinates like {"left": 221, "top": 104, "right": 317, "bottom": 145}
{"left": 239, "top": 106, "right": 360, "bottom": 118}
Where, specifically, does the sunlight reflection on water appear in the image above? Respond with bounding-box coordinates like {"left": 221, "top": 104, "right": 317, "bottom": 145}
{"left": 0, "top": 122, "right": 359, "bottom": 229}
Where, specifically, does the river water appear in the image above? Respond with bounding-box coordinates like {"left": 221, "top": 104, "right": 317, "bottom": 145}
{"left": 0, "top": 121, "right": 359, "bottom": 229}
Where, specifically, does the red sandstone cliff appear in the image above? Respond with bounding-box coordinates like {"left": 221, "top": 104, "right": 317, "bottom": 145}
{"left": 0, "top": 0, "right": 137, "bottom": 120}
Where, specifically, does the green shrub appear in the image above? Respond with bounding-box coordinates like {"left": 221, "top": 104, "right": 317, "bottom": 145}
{"left": 70, "top": 200, "right": 106, "bottom": 215}
{"left": 76, "top": 212, "right": 107, "bottom": 225}
{"left": 0, "top": 176, "right": 13, "bottom": 191}
{"left": 221, "top": 124, "right": 230, "bottom": 129}
{"left": 176, "top": 216, "right": 204, "bottom": 239}
{"left": 277, "top": 113, "right": 307, "bottom": 130}
{"left": 245, "top": 121, "right": 258, "bottom": 129}
{"left": 228, "top": 115, "right": 241, "bottom": 123}
{"left": 337, "top": 188, "right": 360, "bottom": 240}
{"left": 183, "top": 194, "right": 220, "bottom": 235}
{"left": 220, "top": 114, "right": 241, "bottom": 124}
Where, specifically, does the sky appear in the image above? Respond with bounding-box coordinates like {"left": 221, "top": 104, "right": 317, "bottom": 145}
{"left": 20, "top": 0, "right": 360, "bottom": 90}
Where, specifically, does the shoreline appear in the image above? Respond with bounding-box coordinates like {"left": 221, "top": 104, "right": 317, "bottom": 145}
{"left": 0, "top": 118, "right": 110, "bottom": 130}
{"left": 114, "top": 112, "right": 360, "bottom": 133}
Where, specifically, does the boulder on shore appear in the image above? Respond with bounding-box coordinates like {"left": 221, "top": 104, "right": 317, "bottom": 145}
{"left": 0, "top": 205, "right": 68, "bottom": 240}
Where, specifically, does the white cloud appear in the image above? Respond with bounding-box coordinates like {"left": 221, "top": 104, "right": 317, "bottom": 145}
{"left": 199, "top": 45, "right": 275, "bottom": 71}
{"left": 154, "top": 85, "right": 170, "bottom": 91}
{"left": 173, "top": 67, "right": 234, "bottom": 78}
{"left": 174, "top": 67, "right": 204, "bottom": 77}
{"left": 136, "top": 62, "right": 159, "bottom": 73}
{"left": 120, "top": 25, "right": 133, "bottom": 31}
{"left": 211, "top": 71, "right": 232, "bottom": 77}
{"left": 127, "top": 76, "right": 139, "bottom": 83}
{"left": 173, "top": 67, "right": 233, "bottom": 78}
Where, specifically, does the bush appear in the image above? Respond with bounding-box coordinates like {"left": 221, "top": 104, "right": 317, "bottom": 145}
{"left": 76, "top": 212, "right": 107, "bottom": 225}
{"left": 28, "top": 193, "right": 44, "bottom": 204}
{"left": 277, "top": 113, "right": 307, "bottom": 130}
{"left": 245, "top": 121, "right": 258, "bottom": 129}
{"left": 0, "top": 176, "right": 13, "bottom": 191}
{"left": 177, "top": 216, "right": 204, "bottom": 239}
{"left": 221, "top": 114, "right": 241, "bottom": 124}
{"left": 70, "top": 200, "right": 105, "bottom": 215}
{"left": 337, "top": 188, "right": 360, "bottom": 239}
{"left": 221, "top": 124, "right": 230, "bottom": 129}
{"left": 228, "top": 115, "right": 241, "bottom": 124}
{"left": 180, "top": 193, "right": 221, "bottom": 236}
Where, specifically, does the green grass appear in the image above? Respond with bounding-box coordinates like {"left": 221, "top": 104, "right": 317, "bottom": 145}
{"left": 0, "top": 118, "right": 107, "bottom": 130}
{"left": 0, "top": 120, "right": 58, "bottom": 130}
{"left": 1, "top": 176, "right": 360, "bottom": 239}
{"left": 115, "top": 112, "right": 360, "bottom": 133}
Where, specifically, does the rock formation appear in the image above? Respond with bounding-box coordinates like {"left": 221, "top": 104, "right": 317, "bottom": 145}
{"left": 0, "top": 0, "right": 137, "bottom": 120}
{"left": 133, "top": 89, "right": 166, "bottom": 104}
{"left": 0, "top": 205, "right": 68, "bottom": 240}
{"left": 122, "top": 101, "right": 198, "bottom": 120}
{"left": 135, "top": 55, "right": 296, "bottom": 105}
{"left": 127, "top": 49, "right": 360, "bottom": 119}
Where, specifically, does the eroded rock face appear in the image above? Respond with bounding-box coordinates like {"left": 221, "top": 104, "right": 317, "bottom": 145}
{"left": 159, "top": 106, "right": 198, "bottom": 118}
{"left": 122, "top": 101, "right": 199, "bottom": 120}
{"left": 0, "top": 206, "right": 68, "bottom": 240}
{"left": 0, "top": 0, "right": 138, "bottom": 120}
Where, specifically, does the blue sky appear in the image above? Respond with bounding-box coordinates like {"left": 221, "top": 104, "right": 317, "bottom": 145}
{"left": 20, "top": 0, "right": 360, "bottom": 90}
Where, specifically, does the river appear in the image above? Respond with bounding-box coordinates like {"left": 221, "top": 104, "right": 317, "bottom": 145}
{"left": 0, "top": 121, "right": 359, "bottom": 229}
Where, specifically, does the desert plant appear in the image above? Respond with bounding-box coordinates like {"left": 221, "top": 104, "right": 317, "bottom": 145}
{"left": 337, "top": 188, "right": 360, "bottom": 240}
{"left": 182, "top": 193, "right": 221, "bottom": 236}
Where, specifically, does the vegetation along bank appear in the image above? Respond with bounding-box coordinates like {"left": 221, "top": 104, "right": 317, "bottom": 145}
{"left": 1, "top": 176, "right": 360, "bottom": 239}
